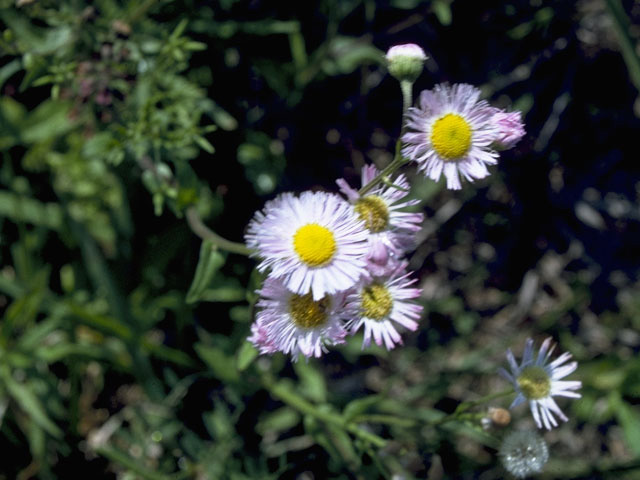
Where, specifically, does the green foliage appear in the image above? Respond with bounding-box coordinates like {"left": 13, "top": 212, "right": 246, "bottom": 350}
{"left": 1, "top": 0, "right": 639, "bottom": 478}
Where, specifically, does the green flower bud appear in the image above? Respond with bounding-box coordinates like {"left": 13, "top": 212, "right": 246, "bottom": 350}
{"left": 386, "top": 43, "right": 427, "bottom": 83}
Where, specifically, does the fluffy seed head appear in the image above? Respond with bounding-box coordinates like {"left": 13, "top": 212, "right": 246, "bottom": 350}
{"left": 499, "top": 430, "right": 549, "bottom": 479}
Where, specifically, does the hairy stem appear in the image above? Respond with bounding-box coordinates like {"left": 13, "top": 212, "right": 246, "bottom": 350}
{"left": 263, "top": 375, "right": 387, "bottom": 448}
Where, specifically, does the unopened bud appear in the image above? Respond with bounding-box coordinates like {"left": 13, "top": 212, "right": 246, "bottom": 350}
{"left": 482, "top": 407, "right": 511, "bottom": 429}
{"left": 489, "top": 407, "right": 511, "bottom": 426}
{"left": 386, "top": 44, "right": 427, "bottom": 83}
{"left": 499, "top": 430, "right": 549, "bottom": 479}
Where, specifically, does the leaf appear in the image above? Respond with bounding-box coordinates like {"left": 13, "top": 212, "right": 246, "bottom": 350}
{"left": 236, "top": 341, "right": 259, "bottom": 372}
{"left": 610, "top": 392, "right": 640, "bottom": 457}
{"left": 194, "top": 134, "right": 215, "bottom": 154}
{"left": 1, "top": 368, "right": 62, "bottom": 438}
{"left": 293, "top": 361, "right": 327, "bottom": 403}
{"left": 186, "top": 241, "right": 225, "bottom": 304}
{"left": 0, "top": 190, "right": 64, "bottom": 231}
{"left": 256, "top": 407, "right": 300, "bottom": 435}
{"left": 194, "top": 343, "right": 239, "bottom": 383}
{"left": 343, "top": 395, "right": 382, "bottom": 422}
{"left": 432, "top": 0, "right": 452, "bottom": 26}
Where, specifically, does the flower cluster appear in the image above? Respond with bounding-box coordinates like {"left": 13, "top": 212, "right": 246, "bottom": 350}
{"left": 246, "top": 166, "right": 425, "bottom": 360}
{"left": 244, "top": 43, "right": 527, "bottom": 360}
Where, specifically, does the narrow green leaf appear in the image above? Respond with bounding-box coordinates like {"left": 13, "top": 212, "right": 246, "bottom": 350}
{"left": 1, "top": 369, "right": 62, "bottom": 438}
{"left": 611, "top": 392, "right": 640, "bottom": 457}
{"left": 194, "top": 134, "right": 215, "bottom": 154}
{"left": 432, "top": 0, "right": 452, "bottom": 26}
{"left": 343, "top": 395, "right": 382, "bottom": 422}
{"left": 294, "top": 360, "right": 327, "bottom": 403}
{"left": 256, "top": 407, "right": 300, "bottom": 435}
{"left": 236, "top": 341, "right": 259, "bottom": 371}
{"left": 186, "top": 241, "right": 225, "bottom": 304}
{"left": 194, "top": 343, "right": 239, "bottom": 383}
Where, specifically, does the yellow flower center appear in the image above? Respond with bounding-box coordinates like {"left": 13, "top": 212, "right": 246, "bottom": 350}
{"left": 354, "top": 196, "right": 390, "bottom": 233}
{"left": 293, "top": 223, "right": 336, "bottom": 267}
{"left": 517, "top": 366, "right": 551, "bottom": 400}
{"left": 430, "top": 113, "right": 472, "bottom": 160}
{"left": 289, "top": 293, "right": 329, "bottom": 329}
{"left": 361, "top": 283, "right": 393, "bottom": 320}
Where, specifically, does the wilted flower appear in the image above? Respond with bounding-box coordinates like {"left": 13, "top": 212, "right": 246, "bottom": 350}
{"left": 402, "top": 83, "right": 504, "bottom": 190}
{"left": 386, "top": 43, "right": 427, "bottom": 83}
{"left": 499, "top": 337, "right": 582, "bottom": 430}
{"left": 336, "top": 164, "right": 424, "bottom": 274}
{"left": 245, "top": 191, "right": 369, "bottom": 300}
{"left": 345, "top": 262, "right": 422, "bottom": 350}
{"left": 248, "top": 277, "right": 349, "bottom": 360}
{"left": 499, "top": 430, "right": 549, "bottom": 478}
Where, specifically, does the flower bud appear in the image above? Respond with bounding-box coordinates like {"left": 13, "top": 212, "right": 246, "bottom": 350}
{"left": 386, "top": 44, "right": 427, "bottom": 83}
{"left": 499, "top": 430, "right": 549, "bottom": 479}
{"left": 482, "top": 407, "right": 512, "bottom": 430}
{"left": 492, "top": 110, "right": 525, "bottom": 150}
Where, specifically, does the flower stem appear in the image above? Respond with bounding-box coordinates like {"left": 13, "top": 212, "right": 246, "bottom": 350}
{"left": 185, "top": 206, "right": 252, "bottom": 256}
{"left": 262, "top": 374, "right": 387, "bottom": 449}
{"left": 357, "top": 80, "right": 414, "bottom": 197}
{"left": 429, "top": 388, "right": 514, "bottom": 426}
{"left": 400, "top": 80, "right": 413, "bottom": 119}
{"left": 357, "top": 141, "right": 409, "bottom": 196}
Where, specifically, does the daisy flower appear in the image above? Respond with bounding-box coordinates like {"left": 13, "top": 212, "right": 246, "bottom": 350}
{"left": 248, "top": 277, "right": 349, "bottom": 360}
{"left": 245, "top": 191, "right": 369, "bottom": 300}
{"left": 499, "top": 337, "right": 582, "bottom": 430}
{"left": 336, "top": 165, "right": 424, "bottom": 274}
{"left": 402, "top": 83, "right": 501, "bottom": 190}
{"left": 345, "top": 262, "right": 422, "bottom": 350}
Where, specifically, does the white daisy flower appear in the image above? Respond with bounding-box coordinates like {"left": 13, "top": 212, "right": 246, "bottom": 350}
{"left": 336, "top": 164, "right": 424, "bottom": 275}
{"left": 345, "top": 262, "right": 422, "bottom": 350}
{"left": 499, "top": 337, "right": 582, "bottom": 430}
{"left": 248, "top": 277, "right": 349, "bottom": 360}
{"left": 245, "top": 191, "right": 369, "bottom": 300}
{"left": 402, "top": 83, "right": 501, "bottom": 190}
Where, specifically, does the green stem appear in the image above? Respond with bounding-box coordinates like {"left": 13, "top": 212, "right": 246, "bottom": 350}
{"left": 263, "top": 375, "right": 387, "bottom": 448}
{"left": 358, "top": 80, "right": 413, "bottom": 196}
{"left": 430, "top": 388, "right": 514, "bottom": 426}
{"left": 185, "top": 206, "right": 252, "bottom": 256}
{"left": 357, "top": 141, "right": 409, "bottom": 196}
{"left": 605, "top": 0, "right": 640, "bottom": 93}
{"left": 400, "top": 80, "right": 413, "bottom": 118}
{"left": 352, "top": 413, "right": 416, "bottom": 428}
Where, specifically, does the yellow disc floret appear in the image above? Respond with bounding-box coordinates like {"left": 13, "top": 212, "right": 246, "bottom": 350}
{"left": 289, "top": 293, "right": 329, "bottom": 329}
{"left": 430, "top": 113, "right": 472, "bottom": 160}
{"left": 293, "top": 223, "right": 337, "bottom": 267}
{"left": 361, "top": 283, "right": 393, "bottom": 320}
{"left": 354, "top": 196, "right": 390, "bottom": 233}
{"left": 517, "top": 366, "right": 551, "bottom": 400}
